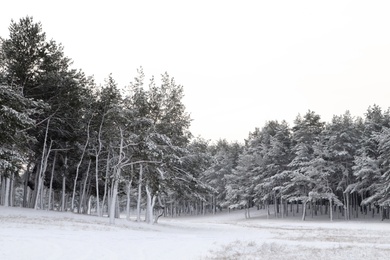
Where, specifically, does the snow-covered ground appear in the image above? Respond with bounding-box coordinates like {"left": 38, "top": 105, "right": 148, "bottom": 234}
{"left": 1, "top": 206, "right": 390, "bottom": 260}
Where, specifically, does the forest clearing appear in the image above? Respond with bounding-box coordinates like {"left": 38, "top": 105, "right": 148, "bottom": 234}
{"left": 1, "top": 205, "right": 389, "bottom": 260}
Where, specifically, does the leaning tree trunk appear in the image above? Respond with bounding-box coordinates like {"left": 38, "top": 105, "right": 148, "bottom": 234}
{"left": 71, "top": 124, "right": 90, "bottom": 212}
{"left": 154, "top": 196, "right": 165, "bottom": 224}
{"left": 34, "top": 119, "right": 52, "bottom": 210}
{"left": 34, "top": 141, "right": 52, "bottom": 210}
{"left": 79, "top": 159, "right": 91, "bottom": 214}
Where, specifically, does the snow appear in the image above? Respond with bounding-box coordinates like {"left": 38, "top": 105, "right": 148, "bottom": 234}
{"left": 1, "top": 206, "right": 390, "bottom": 259}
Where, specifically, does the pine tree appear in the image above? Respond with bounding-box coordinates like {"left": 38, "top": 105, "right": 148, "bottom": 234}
{"left": 287, "top": 111, "right": 324, "bottom": 220}
{"left": 0, "top": 84, "right": 44, "bottom": 206}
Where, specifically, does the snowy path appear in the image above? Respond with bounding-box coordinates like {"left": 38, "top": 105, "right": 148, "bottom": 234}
{"left": 1, "top": 206, "right": 390, "bottom": 259}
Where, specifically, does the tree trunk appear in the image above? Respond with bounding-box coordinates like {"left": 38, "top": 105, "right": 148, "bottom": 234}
{"left": 345, "top": 193, "right": 350, "bottom": 220}
{"left": 95, "top": 152, "right": 101, "bottom": 216}
{"left": 145, "top": 184, "right": 156, "bottom": 224}
{"left": 61, "top": 174, "right": 66, "bottom": 211}
{"left": 101, "top": 151, "right": 110, "bottom": 217}
{"left": 47, "top": 152, "right": 57, "bottom": 211}
{"left": 329, "top": 197, "right": 333, "bottom": 221}
{"left": 136, "top": 164, "right": 143, "bottom": 222}
{"left": 109, "top": 169, "right": 119, "bottom": 224}
{"left": 4, "top": 176, "right": 10, "bottom": 207}
{"left": 126, "top": 179, "right": 132, "bottom": 220}
{"left": 213, "top": 195, "right": 217, "bottom": 215}
{"left": 34, "top": 119, "right": 52, "bottom": 210}
{"left": 29, "top": 165, "right": 40, "bottom": 208}
{"left": 95, "top": 114, "right": 106, "bottom": 216}
{"left": 87, "top": 195, "right": 92, "bottom": 215}
{"left": 281, "top": 196, "right": 284, "bottom": 218}
{"left": 109, "top": 127, "right": 126, "bottom": 224}
{"left": 72, "top": 117, "right": 91, "bottom": 212}
{"left": 79, "top": 159, "right": 91, "bottom": 214}
{"left": 34, "top": 142, "right": 53, "bottom": 209}
{"left": 302, "top": 200, "right": 307, "bottom": 221}
{"left": 246, "top": 201, "right": 251, "bottom": 219}
{"left": 267, "top": 200, "right": 270, "bottom": 219}
{"left": 274, "top": 195, "right": 277, "bottom": 217}
{"left": 10, "top": 172, "right": 16, "bottom": 207}
{"left": 23, "top": 162, "right": 31, "bottom": 208}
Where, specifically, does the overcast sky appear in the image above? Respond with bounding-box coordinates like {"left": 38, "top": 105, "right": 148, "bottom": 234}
{"left": 2, "top": 0, "right": 390, "bottom": 142}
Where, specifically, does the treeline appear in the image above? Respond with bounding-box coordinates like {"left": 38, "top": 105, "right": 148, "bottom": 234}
{"left": 206, "top": 108, "right": 390, "bottom": 221}
{"left": 1, "top": 17, "right": 389, "bottom": 223}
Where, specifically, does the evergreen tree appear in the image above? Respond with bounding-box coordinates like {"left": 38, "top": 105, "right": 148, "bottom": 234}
{"left": 286, "top": 111, "right": 324, "bottom": 220}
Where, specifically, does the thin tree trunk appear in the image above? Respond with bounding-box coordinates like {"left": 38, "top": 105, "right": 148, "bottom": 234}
{"left": 79, "top": 159, "right": 91, "bottom": 214}
{"left": 274, "top": 194, "right": 277, "bottom": 218}
{"left": 22, "top": 162, "right": 31, "bottom": 208}
{"left": 136, "top": 164, "right": 143, "bottom": 222}
{"left": 246, "top": 201, "right": 251, "bottom": 218}
{"left": 95, "top": 152, "right": 101, "bottom": 216}
{"left": 0, "top": 175, "right": 4, "bottom": 205}
{"left": 329, "top": 197, "right": 333, "bottom": 221}
{"left": 213, "top": 195, "right": 216, "bottom": 215}
{"left": 34, "top": 140, "right": 53, "bottom": 210}
{"left": 87, "top": 195, "right": 92, "bottom": 215}
{"left": 95, "top": 114, "right": 106, "bottom": 217}
{"left": 126, "top": 179, "right": 132, "bottom": 220}
{"left": 267, "top": 200, "right": 270, "bottom": 219}
{"left": 39, "top": 181, "right": 45, "bottom": 209}
{"left": 109, "top": 127, "right": 126, "bottom": 224}
{"left": 145, "top": 184, "right": 156, "bottom": 224}
{"left": 34, "top": 119, "right": 52, "bottom": 210}
{"left": 71, "top": 117, "right": 91, "bottom": 211}
{"left": 29, "top": 164, "right": 39, "bottom": 208}
{"left": 302, "top": 200, "right": 307, "bottom": 221}
{"left": 345, "top": 193, "right": 350, "bottom": 220}
{"left": 154, "top": 196, "right": 165, "bottom": 224}
{"left": 4, "top": 177, "right": 10, "bottom": 207}
{"left": 101, "top": 151, "right": 110, "bottom": 217}
{"left": 61, "top": 154, "right": 67, "bottom": 212}
{"left": 47, "top": 152, "right": 57, "bottom": 211}
{"left": 10, "top": 172, "right": 15, "bottom": 207}
{"left": 109, "top": 168, "right": 120, "bottom": 224}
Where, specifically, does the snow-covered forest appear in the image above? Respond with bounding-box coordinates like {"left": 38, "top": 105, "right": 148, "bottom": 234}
{"left": 1, "top": 16, "right": 390, "bottom": 227}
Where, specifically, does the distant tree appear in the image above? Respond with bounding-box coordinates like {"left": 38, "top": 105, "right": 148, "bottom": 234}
{"left": 350, "top": 106, "right": 390, "bottom": 218}
{"left": 286, "top": 111, "right": 325, "bottom": 220}
{"left": 204, "top": 140, "right": 242, "bottom": 214}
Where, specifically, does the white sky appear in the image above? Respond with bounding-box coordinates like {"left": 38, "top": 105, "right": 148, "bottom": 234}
{"left": 1, "top": 0, "right": 390, "bottom": 142}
